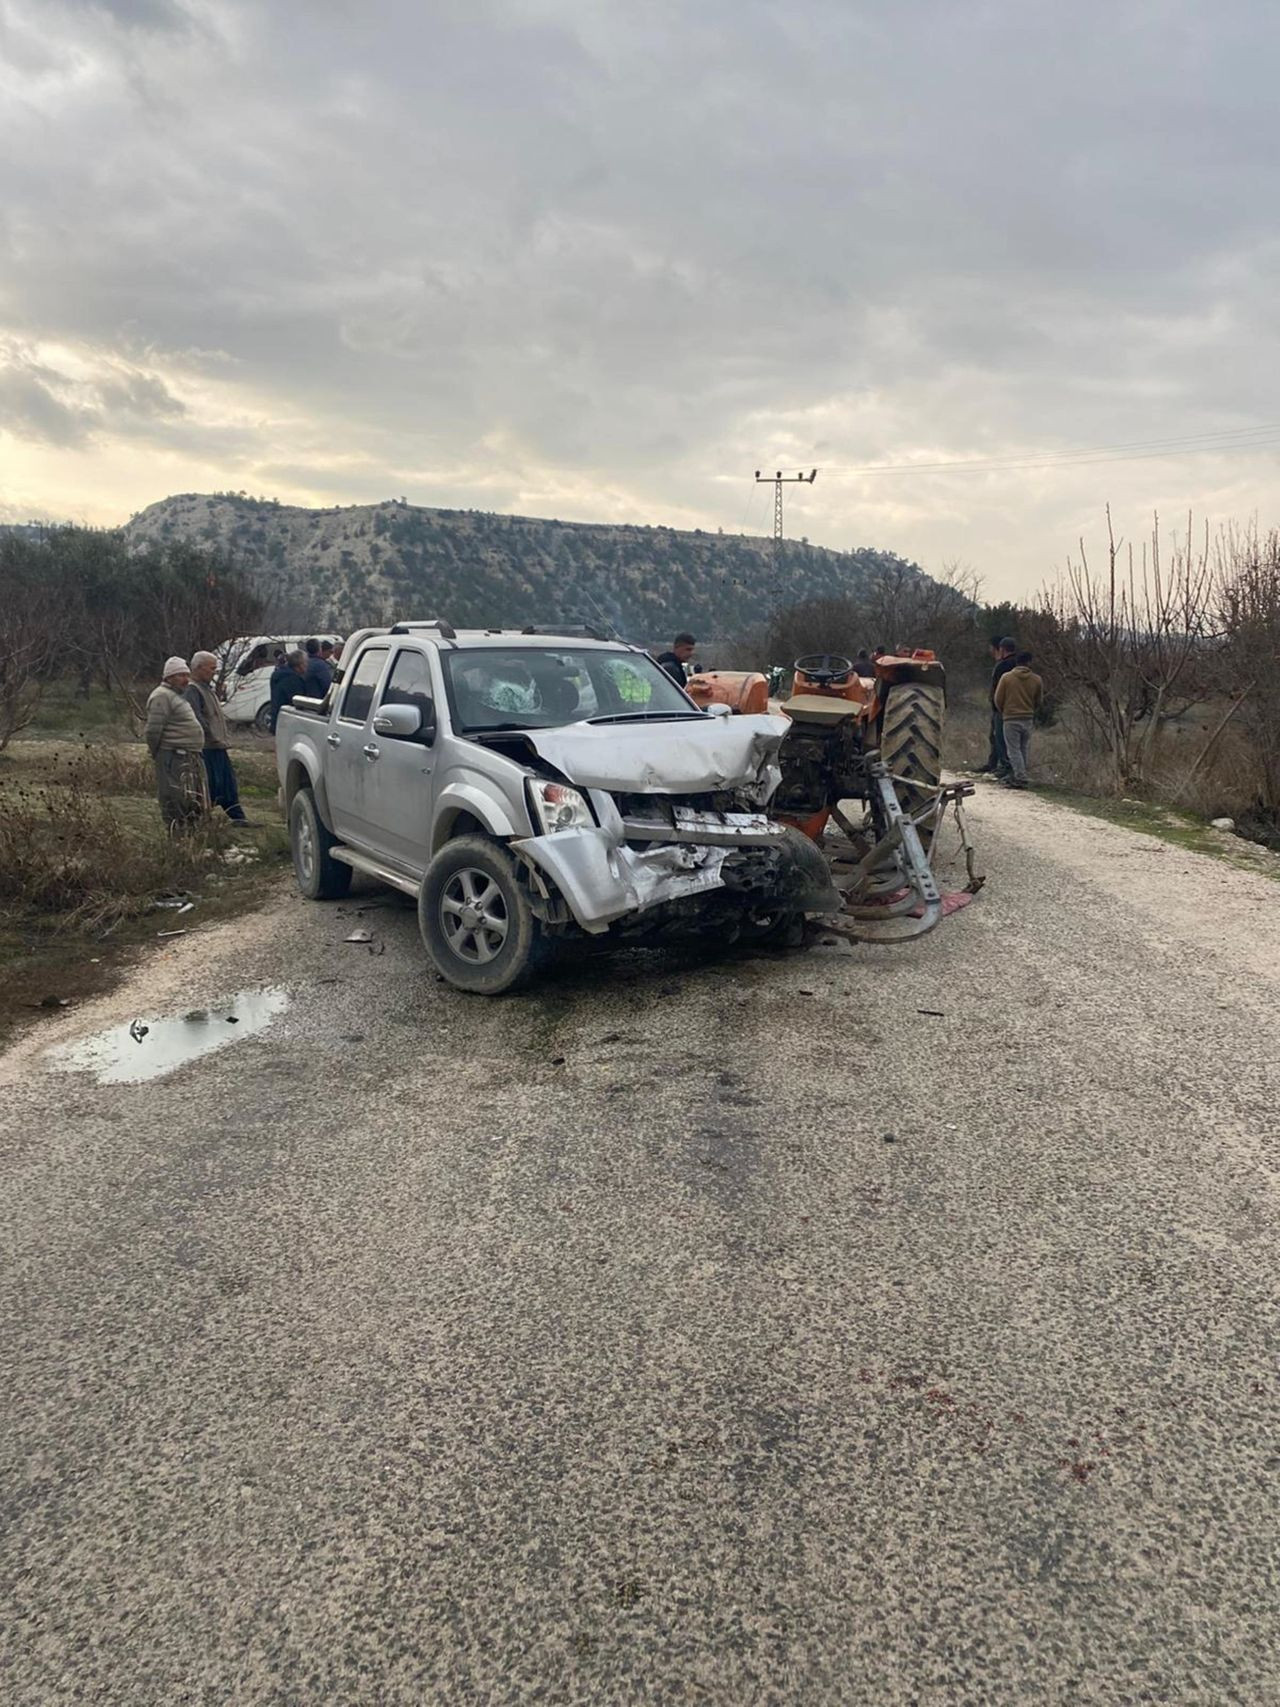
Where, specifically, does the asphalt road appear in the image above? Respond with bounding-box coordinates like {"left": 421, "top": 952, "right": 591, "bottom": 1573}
{"left": 2, "top": 788, "right": 1278, "bottom": 1705}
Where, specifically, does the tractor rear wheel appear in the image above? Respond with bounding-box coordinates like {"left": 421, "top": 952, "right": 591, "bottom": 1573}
{"left": 879, "top": 683, "right": 945, "bottom": 817}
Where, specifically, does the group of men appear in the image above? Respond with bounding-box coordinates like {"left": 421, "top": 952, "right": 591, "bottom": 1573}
{"left": 980, "top": 635, "right": 1044, "bottom": 789}
{"left": 143, "top": 637, "right": 343, "bottom": 832}
{"left": 267, "top": 637, "right": 341, "bottom": 732}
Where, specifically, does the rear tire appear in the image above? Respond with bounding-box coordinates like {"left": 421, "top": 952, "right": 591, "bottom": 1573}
{"left": 289, "top": 788, "right": 352, "bottom": 900}
{"left": 253, "top": 701, "right": 273, "bottom": 734}
{"left": 879, "top": 683, "right": 944, "bottom": 817}
{"left": 420, "top": 835, "right": 545, "bottom": 994}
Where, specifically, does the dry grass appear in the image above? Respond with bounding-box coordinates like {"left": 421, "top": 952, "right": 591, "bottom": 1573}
{"left": 0, "top": 776, "right": 234, "bottom": 931}
{"left": 0, "top": 737, "right": 286, "bottom": 935}
{"left": 945, "top": 688, "right": 1275, "bottom": 842}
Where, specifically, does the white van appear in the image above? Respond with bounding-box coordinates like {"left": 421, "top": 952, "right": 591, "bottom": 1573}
{"left": 217, "top": 635, "right": 344, "bottom": 731}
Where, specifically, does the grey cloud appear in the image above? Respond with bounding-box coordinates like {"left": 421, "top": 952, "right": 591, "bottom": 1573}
{"left": 64, "top": 0, "right": 195, "bottom": 30}
{"left": 1, "top": 0, "right": 1279, "bottom": 590}
{"left": 0, "top": 361, "right": 96, "bottom": 447}
{"left": 94, "top": 369, "right": 185, "bottom": 420}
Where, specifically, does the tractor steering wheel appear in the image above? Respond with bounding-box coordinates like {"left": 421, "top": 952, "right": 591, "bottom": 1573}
{"left": 793, "top": 652, "right": 855, "bottom": 686}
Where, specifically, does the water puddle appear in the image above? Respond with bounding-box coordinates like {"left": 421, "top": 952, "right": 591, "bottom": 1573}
{"left": 48, "top": 987, "right": 289, "bottom": 1085}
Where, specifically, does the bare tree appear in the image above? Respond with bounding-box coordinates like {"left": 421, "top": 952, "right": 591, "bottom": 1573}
{"left": 0, "top": 542, "right": 57, "bottom": 749}
{"left": 1215, "top": 524, "right": 1280, "bottom": 812}
{"left": 1036, "top": 510, "right": 1215, "bottom": 789}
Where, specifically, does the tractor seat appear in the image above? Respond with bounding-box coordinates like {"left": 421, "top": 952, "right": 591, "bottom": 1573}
{"left": 783, "top": 694, "right": 862, "bottom": 727}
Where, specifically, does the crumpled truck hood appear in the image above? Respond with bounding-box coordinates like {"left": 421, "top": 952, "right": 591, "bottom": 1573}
{"left": 522, "top": 713, "right": 791, "bottom": 794}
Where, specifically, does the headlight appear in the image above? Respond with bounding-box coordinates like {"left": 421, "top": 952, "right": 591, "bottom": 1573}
{"left": 528, "top": 778, "right": 594, "bottom": 834}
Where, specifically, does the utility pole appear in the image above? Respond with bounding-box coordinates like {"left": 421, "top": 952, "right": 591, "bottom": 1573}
{"left": 754, "top": 467, "right": 817, "bottom": 611}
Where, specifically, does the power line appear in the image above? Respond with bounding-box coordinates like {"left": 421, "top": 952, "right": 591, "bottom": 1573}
{"left": 756, "top": 423, "right": 1280, "bottom": 478}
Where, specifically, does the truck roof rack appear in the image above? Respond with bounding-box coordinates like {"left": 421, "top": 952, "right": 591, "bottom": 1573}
{"left": 519, "top": 623, "right": 611, "bottom": 641}
{"left": 389, "top": 618, "right": 457, "bottom": 640}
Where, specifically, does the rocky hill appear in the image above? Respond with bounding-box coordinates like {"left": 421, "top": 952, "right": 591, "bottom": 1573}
{"left": 124, "top": 492, "right": 937, "bottom": 640}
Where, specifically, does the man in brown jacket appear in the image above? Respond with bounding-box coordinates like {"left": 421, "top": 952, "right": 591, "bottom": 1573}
{"left": 993, "top": 651, "right": 1044, "bottom": 789}
{"left": 187, "top": 650, "right": 248, "bottom": 822}
{"left": 144, "top": 657, "right": 207, "bottom": 829}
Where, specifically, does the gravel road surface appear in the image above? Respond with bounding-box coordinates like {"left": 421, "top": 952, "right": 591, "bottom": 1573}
{"left": 2, "top": 788, "right": 1278, "bottom": 1705}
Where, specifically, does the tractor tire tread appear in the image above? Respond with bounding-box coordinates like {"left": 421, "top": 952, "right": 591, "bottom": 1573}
{"left": 880, "top": 683, "right": 945, "bottom": 809}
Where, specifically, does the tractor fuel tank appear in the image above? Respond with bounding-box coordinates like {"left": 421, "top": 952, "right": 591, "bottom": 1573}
{"left": 683, "top": 670, "right": 770, "bottom": 716}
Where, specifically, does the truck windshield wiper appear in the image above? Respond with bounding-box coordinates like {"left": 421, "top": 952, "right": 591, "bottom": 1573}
{"left": 585, "top": 712, "right": 706, "bottom": 725}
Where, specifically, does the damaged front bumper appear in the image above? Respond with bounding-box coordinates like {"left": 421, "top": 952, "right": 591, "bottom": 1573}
{"left": 512, "top": 798, "right": 839, "bottom": 936}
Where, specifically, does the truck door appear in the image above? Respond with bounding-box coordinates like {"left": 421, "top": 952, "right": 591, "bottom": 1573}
{"left": 367, "top": 647, "right": 440, "bottom": 874}
{"left": 324, "top": 644, "right": 391, "bottom": 848}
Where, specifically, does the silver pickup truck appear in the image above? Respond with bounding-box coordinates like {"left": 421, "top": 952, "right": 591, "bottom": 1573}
{"left": 276, "top": 621, "right": 837, "bottom": 992}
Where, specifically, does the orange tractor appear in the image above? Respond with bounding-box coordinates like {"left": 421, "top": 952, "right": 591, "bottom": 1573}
{"left": 686, "top": 650, "right": 979, "bottom": 940}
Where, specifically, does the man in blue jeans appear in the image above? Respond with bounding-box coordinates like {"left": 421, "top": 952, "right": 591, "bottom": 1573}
{"left": 978, "top": 637, "right": 1018, "bottom": 778}
{"left": 186, "top": 651, "right": 250, "bottom": 823}
{"left": 994, "top": 651, "right": 1045, "bottom": 789}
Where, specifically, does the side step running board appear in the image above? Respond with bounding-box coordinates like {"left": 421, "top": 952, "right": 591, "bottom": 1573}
{"left": 330, "top": 846, "right": 422, "bottom": 898}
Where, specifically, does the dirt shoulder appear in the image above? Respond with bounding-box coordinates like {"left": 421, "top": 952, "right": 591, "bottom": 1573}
{"left": 0, "top": 731, "right": 290, "bottom": 1041}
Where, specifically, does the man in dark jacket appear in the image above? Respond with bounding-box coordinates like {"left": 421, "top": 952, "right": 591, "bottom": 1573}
{"left": 303, "top": 637, "right": 333, "bottom": 697}
{"left": 269, "top": 649, "right": 308, "bottom": 732}
{"left": 655, "top": 632, "right": 696, "bottom": 688}
{"left": 977, "top": 637, "right": 1018, "bottom": 778}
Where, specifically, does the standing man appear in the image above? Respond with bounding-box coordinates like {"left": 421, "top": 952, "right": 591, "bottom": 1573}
{"left": 186, "top": 651, "right": 248, "bottom": 823}
{"left": 144, "top": 657, "right": 206, "bottom": 831}
{"left": 978, "top": 637, "right": 1019, "bottom": 778}
{"left": 269, "top": 648, "right": 308, "bottom": 732}
{"left": 303, "top": 637, "right": 333, "bottom": 697}
{"left": 994, "top": 650, "right": 1044, "bottom": 789}
{"left": 655, "top": 632, "right": 696, "bottom": 687}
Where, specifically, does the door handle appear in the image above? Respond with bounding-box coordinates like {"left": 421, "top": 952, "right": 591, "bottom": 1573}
{"left": 362, "top": 743, "right": 380, "bottom": 761}
{"left": 326, "top": 733, "right": 341, "bottom": 748}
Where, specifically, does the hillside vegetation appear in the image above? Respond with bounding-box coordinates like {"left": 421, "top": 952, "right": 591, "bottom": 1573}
{"left": 123, "top": 492, "right": 940, "bottom": 640}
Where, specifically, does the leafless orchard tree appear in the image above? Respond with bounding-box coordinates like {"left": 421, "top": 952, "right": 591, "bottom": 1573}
{"left": 1036, "top": 510, "right": 1216, "bottom": 789}
{"left": 1213, "top": 524, "right": 1280, "bottom": 812}
{"left": 0, "top": 544, "right": 57, "bottom": 750}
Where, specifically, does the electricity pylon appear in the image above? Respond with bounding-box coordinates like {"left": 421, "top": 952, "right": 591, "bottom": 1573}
{"left": 754, "top": 468, "right": 818, "bottom": 611}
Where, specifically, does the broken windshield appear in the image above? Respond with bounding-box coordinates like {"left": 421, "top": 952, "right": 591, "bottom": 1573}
{"left": 443, "top": 647, "right": 698, "bottom": 733}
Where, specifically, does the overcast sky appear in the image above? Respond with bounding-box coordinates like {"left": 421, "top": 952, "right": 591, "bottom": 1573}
{"left": 2, "top": 0, "right": 1278, "bottom": 598}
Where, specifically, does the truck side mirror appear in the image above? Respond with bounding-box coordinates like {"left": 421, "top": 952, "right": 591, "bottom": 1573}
{"left": 373, "top": 703, "right": 431, "bottom": 741}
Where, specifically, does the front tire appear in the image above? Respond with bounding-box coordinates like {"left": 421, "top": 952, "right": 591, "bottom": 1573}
{"left": 420, "top": 835, "right": 544, "bottom": 994}
{"left": 735, "top": 906, "right": 797, "bottom": 947}
{"left": 289, "top": 788, "right": 352, "bottom": 900}
{"left": 253, "top": 701, "right": 274, "bottom": 734}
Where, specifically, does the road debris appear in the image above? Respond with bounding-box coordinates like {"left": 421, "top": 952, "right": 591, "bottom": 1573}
{"left": 344, "top": 928, "right": 385, "bottom": 955}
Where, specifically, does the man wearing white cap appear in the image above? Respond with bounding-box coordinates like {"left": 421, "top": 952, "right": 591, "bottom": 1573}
{"left": 144, "top": 657, "right": 207, "bottom": 830}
